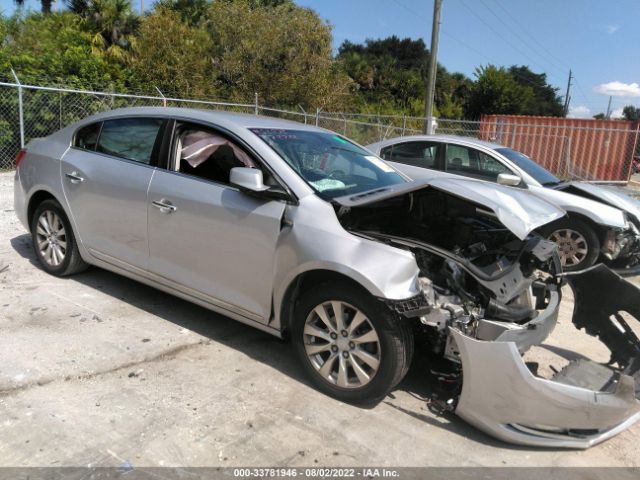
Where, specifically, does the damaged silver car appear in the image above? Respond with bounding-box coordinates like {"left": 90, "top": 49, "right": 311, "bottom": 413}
{"left": 13, "top": 107, "right": 640, "bottom": 448}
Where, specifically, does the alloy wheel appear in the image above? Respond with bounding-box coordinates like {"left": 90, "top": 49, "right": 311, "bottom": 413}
{"left": 303, "top": 300, "right": 381, "bottom": 389}
{"left": 549, "top": 228, "right": 589, "bottom": 268}
{"left": 35, "top": 210, "right": 67, "bottom": 267}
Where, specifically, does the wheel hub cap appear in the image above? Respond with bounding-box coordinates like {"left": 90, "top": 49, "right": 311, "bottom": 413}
{"left": 303, "top": 301, "right": 381, "bottom": 389}
{"left": 35, "top": 210, "right": 67, "bottom": 267}
{"left": 549, "top": 228, "right": 589, "bottom": 267}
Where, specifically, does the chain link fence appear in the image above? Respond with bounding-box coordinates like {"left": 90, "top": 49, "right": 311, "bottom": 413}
{"left": 1, "top": 76, "right": 638, "bottom": 182}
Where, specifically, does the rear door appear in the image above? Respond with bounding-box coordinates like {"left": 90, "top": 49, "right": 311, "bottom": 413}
{"left": 61, "top": 117, "right": 165, "bottom": 270}
{"left": 146, "top": 121, "right": 286, "bottom": 323}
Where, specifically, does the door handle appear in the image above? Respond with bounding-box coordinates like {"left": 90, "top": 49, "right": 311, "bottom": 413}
{"left": 65, "top": 171, "right": 84, "bottom": 184}
{"left": 152, "top": 199, "right": 177, "bottom": 214}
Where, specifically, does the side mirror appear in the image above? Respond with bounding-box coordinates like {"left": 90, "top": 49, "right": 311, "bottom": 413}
{"left": 230, "top": 167, "right": 294, "bottom": 203}
{"left": 230, "top": 167, "right": 269, "bottom": 192}
{"left": 497, "top": 173, "right": 522, "bottom": 187}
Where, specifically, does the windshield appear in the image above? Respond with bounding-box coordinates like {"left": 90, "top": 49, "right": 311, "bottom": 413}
{"left": 250, "top": 129, "right": 406, "bottom": 199}
{"left": 496, "top": 147, "right": 561, "bottom": 186}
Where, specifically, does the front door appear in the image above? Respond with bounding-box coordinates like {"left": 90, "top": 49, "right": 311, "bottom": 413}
{"left": 147, "top": 122, "right": 286, "bottom": 322}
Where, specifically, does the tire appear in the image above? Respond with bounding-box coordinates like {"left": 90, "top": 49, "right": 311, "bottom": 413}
{"left": 30, "top": 199, "right": 88, "bottom": 276}
{"left": 292, "top": 282, "right": 413, "bottom": 405}
{"left": 539, "top": 218, "right": 600, "bottom": 272}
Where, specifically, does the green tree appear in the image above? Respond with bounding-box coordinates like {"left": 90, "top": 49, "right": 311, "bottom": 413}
{"left": 154, "top": 0, "right": 210, "bottom": 26}
{"left": 336, "top": 36, "right": 470, "bottom": 118}
{"left": 14, "top": 0, "right": 54, "bottom": 14}
{"left": 206, "top": 0, "right": 352, "bottom": 108}
{"left": 465, "top": 65, "right": 534, "bottom": 119}
{"left": 508, "top": 65, "right": 563, "bottom": 116}
{"left": 130, "top": 10, "right": 215, "bottom": 97}
{"left": 65, "top": 0, "right": 140, "bottom": 62}
{"left": 622, "top": 105, "right": 640, "bottom": 121}
{"left": 0, "top": 12, "right": 124, "bottom": 87}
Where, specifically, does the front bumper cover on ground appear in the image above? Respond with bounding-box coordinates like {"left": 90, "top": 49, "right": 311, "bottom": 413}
{"left": 453, "top": 265, "right": 640, "bottom": 448}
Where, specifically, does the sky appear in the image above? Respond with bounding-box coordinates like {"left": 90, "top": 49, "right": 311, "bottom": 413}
{"left": 2, "top": 0, "right": 639, "bottom": 118}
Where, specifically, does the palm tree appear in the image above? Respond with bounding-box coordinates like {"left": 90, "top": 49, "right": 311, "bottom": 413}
{"left": 65, "top": 0, "right": 140, "bottom": 62}
{"left": 14, "top": 0, "right": 55, "bottom": 14}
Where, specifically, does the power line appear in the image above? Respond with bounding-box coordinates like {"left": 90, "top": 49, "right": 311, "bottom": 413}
{"left": 390, "top": 0, "right": 566, "bottom": 93}
{"left": 491, "top": 0, "right": 570, "bottom": 71}
{"left": 458, "top": 0, "right": 563, "bottom": 84}
{"left": 477, "top": 0, "right": 568, "bottom": 78}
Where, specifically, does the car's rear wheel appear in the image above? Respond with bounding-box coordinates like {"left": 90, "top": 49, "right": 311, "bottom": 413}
{"left": 31, "top": 199, "right": 88, "bottom": 276}
{"left": 540, "top": 218, "right": 600, "bottom": 271}
{"left": 292, "top": 283, "right": 413, "bottom": 405}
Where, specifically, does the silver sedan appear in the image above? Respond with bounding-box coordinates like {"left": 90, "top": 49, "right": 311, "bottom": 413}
{"left": 13, "top": 107, "right": 640, "bottom": 448}
{"left": 368, "top": 135, "right": 640, "bottom": 273}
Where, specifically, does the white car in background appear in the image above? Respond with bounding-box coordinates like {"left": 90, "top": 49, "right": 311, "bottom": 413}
{"left": 368, "top": 135, "right": 640, "bottom": 273}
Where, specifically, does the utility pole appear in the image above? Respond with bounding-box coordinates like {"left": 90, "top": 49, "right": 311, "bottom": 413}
{"left": 140, "top": 0, "right": 144, "bottom": 15}
{"left": 423, "top": 0, "right": 442, "bottom": 134}
{"left": 605, "top": 95, "right": 613, "bottom": 119}
{"left": 563, "top": 69, "right": 573, "bottom": 117}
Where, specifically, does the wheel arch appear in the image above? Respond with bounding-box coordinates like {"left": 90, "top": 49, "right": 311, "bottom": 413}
{"left": 545, "top": 210, "right": 608, "bottom": 242}
{"left": 27, "top": 190, "right": 59, "bottom": 226}
{"left": 278, "top": 269, "right": 376, "bottom": 338}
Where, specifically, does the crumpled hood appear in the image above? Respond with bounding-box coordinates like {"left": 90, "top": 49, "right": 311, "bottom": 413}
{"left": 334, "top": 177, "right": 565, "bottom": 240}
{"left": 565, "top": 182, "right": 640, "bottom": 223}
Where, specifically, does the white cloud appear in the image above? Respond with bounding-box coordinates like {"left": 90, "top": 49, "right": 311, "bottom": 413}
{"left": 593, "top": 81, "right": 640, "bottom": 97}
{"left": 603, "top": 24, "right": 620, "bottom": 34}
{"left": 568, "top": 105, "right": 591, "bottom": 118}
{"left": 610, "top": 107, "right": 624, "bottom": 118}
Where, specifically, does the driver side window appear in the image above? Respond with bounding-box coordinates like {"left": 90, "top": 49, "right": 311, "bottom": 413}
{"left": 174, "top": 123, "right": 274, "bottom": 186}
{"left": 445, "top": 144, "right": 511, "bottom": 181}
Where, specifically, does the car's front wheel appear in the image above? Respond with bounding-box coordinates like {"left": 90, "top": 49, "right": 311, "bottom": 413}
{"left": 30, "top": 199, "right": 88, "bottom": 276}
{"left": 292, "top": 283, "right": 413, "bottom": 405}
{"left": 540, "top": 218, "right": 600, "bottom": 271}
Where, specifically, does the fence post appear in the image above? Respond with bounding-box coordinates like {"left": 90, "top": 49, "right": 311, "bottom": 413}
{"left": 315, "top": 108, "right": 321, "bottom": 127}
{"left": 402, "top": 114, "right": 406, "bottom": 136}
{"left": 298, "top": 104, "right": 307, "bottom": 124}
{"left": 341, "top": 113, "right": 347, "bottom": 135}
{"left": 254, "top": 92, "right": 259, "bottom": 115}
{"left": 154, "top": 86, "right": 167, "bottom": 107}
{"left": 11, "top": 69, "right": 25, "bottom": 149}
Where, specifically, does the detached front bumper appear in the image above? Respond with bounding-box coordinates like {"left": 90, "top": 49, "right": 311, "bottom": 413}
{"left": 452, "top": 265, "right": 640, "bottom": 449}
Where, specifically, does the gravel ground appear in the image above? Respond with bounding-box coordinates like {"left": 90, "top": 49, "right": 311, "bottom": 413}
{"left": 0, "top": 170, "right": 639, "bottom": 468}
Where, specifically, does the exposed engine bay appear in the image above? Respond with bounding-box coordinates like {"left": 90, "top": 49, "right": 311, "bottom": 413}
{"left": 334, "top": 186, "right": 640, "bottom": 448}
{"left": 336, "top": 187, "right": 561, "bottom": 328}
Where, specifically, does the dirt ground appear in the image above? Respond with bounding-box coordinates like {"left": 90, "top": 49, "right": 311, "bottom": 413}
{"left": 0, "top": 170, "right": 639, "bottom": 468}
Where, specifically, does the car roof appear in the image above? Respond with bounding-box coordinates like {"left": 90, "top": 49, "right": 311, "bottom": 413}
{"left": 368, "top": 134, "right": 506, "bottom": 151}
{"left": 79, "top": 106, "right": 322, "bottom": 132}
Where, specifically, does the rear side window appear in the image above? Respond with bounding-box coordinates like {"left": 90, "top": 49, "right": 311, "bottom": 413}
{"left": 380, "top": 141, "right": 438, "bottom": 169}
{"left": 74, "top": 122, "right": 101, "bottom": 151}
{"left": 96, "top": 118, "right": 163, "bottom": 164}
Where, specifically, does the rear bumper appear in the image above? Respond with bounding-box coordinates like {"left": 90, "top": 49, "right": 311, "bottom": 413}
{"left": 13, "top": 168, "right": 28, "bottom": 231}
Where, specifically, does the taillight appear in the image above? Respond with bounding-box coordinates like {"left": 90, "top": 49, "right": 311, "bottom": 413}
{"left": 15, "top": 149, "right": 27, "bottom": 168}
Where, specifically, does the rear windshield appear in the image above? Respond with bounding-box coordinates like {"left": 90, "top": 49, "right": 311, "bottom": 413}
{"left": 250, "top": 129, "right": 406, "bottom": 198}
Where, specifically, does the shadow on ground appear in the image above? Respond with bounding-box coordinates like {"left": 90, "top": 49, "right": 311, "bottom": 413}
{"left": 10, "top": 233, "right": 553, "bottom": 451}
